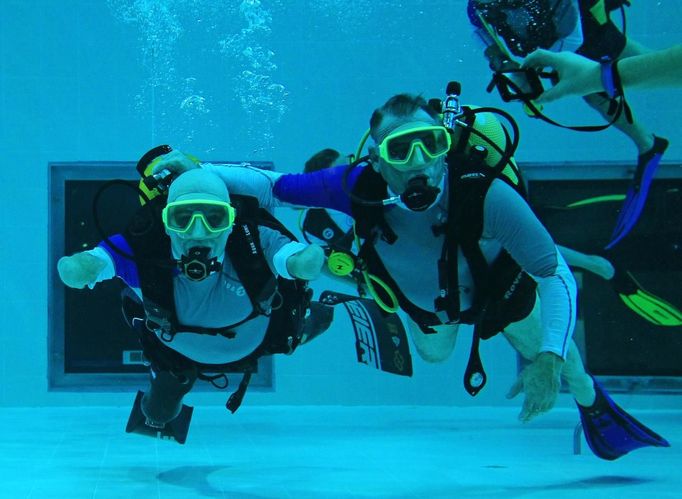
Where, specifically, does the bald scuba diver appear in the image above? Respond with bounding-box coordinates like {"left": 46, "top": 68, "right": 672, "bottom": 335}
{"left": 58, "top": 161, "right": 328, "bottom": 444}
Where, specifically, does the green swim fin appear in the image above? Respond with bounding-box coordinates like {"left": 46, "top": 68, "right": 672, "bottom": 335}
{"left": 611, "top": 267, "right": 682, "bottom": 327}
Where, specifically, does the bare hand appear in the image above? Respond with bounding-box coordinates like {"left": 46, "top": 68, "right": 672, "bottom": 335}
{"left": 151, "top": 150, "right": 201, "bottom": 176}
{"left": 507, "top": 351, "right": 563, "bottom": 422}
{"left": 522, "top": 49, "right": 602, "bottom": 103}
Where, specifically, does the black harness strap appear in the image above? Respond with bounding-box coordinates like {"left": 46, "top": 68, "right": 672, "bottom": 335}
{"left": 123, "top": 193, "right": 313, "bottom": 413}
{"left": 356, "top": 239, "right": 441, "bottom": 333}
{"left": 124, "top": 196, "right": 181, "bottom": 338}
{"left": 351, "top": 167, "right": 397, "bottom": 244}
{"left": 227, "top": 221, "right": 277, "bottom": 317}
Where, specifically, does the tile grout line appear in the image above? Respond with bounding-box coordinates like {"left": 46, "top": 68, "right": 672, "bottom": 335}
{"left": 26, "top": 420, "right": 68, "bottom": 499}
{"left": 91, "top": 434, "right": 111, "bottom": 498}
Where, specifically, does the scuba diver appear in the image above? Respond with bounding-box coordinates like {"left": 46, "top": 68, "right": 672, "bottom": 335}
{"left": 57, "top": 154, "right": 330, "bottom": 444}
{"left": 299, "top": 148, "right": 682, "bottom": 328}
{"left": 148, "top": 88, "right": 670, "bottom": 460}
{"left": 467, "top": 0, "right": 669, "bottom": 249}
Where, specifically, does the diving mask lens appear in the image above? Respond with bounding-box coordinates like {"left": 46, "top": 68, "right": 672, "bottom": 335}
{"left": 380, "top": 126, "right": 451, "bottom": 168}
{"left": 163, "top": 200, "right": 236, "bottom": 233}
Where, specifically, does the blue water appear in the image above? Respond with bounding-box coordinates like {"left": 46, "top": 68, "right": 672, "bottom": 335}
{"left": 1, "top": 1, "right": 681, "bottom": 497}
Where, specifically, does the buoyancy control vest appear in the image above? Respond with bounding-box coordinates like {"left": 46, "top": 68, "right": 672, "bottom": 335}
{"left": 123, "top": 193, "right": 311, "bottom": 356}
{"left": 350, "top": 110, "right": 536, "bottom": 338}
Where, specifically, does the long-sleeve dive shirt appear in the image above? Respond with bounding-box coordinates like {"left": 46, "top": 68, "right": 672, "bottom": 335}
{"left": 201, "top": 162, "right": 577, "bottom": 359}
{"left": 85, "top": 226, "right": 305, "bottom": 364}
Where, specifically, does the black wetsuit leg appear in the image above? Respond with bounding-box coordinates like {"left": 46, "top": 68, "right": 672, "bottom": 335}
{"left": 136, "top": 326, "right": 199, "bottom": 425}
{"left": 142, "top": 366, "right": 197, "bottom": 425}
{"left": 575, "top": 0, "right": 626, "bottom": 61}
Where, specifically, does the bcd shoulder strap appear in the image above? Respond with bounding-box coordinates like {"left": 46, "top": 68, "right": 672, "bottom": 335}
{"left": 123, "top": 193, "right": 284, "bottom": 340}
{"left": 350, "top": 167, "right": 397, "bottom": 244}
{"left": 123, "top": 196, "right": 179, "bottom": 338}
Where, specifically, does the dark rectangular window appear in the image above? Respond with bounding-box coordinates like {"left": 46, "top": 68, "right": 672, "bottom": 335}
{"left": 49, "top": 160, "right": 275, "bottom": 391}
{"left": 525, "top": 161, "right": 682, "bottom": 393}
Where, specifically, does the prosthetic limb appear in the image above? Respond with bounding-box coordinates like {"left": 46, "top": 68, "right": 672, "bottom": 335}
{"left": 125, "top": 366, "right": 197, "bottom": 444}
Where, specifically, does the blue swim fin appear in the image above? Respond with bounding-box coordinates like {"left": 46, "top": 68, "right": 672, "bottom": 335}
{"left": 605, "top": 136, "right": 669, "bottom": 249}
{"left": 577, "top": 377, "right": 670, "bottom": 460}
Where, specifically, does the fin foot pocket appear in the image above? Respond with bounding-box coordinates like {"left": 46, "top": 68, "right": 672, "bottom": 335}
{"left": 577, "top": 378, "right": 670, "bottom": 460}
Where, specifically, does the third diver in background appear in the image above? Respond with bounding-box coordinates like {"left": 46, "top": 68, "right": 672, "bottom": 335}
{"left": 468, "top": 0, "right": 669, "bottom": 248}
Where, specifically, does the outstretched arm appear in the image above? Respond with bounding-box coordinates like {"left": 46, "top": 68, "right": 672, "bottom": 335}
{"left": 484, "top": 180, "right": 577, "bottom": 421}
{"left": 485, "top": 181, "right": 577, "bottom": 359}
{"left": 522, "top": 45, "right": 682, "bottom": 103}
{"left": 58, "top": 235, "right": 140, "bottom": 290}
{"left": 149, "top": 150, "right": 357, "bottom": 214}
{"left": 57, "top": 248, "right": 112, "bottom": 289}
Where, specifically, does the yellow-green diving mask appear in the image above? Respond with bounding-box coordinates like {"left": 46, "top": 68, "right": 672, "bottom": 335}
{"left": 162, "top": 199, "right": 236, "bottom": 234}
{"left": 378, "top": 125, "right": 452, "bottom": 169}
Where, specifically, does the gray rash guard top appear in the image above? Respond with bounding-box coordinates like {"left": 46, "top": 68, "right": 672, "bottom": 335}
{"left": 202, "top": 163, "right": 576, "bottom": 359}
{"left": 89, "top": 225, "right": 304, "bottom": 364}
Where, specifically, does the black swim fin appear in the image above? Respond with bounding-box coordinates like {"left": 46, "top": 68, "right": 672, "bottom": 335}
{"left": 300, "top": 300, "right": 335, "bottom": 344}
{"left": 125, "top": 390, "right": 194, "bottom": 444}
{"left": 319, "top": 290, "right": 413, "bottom": 376}
{"left": 611, "top": 266, "right": 682, "bottom": 327}
{"left": 577, "top": 378, "right": 670, "bottom": 460}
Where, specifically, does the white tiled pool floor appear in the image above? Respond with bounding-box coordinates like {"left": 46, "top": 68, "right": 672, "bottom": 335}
{"left": 0, "top": 405, "right": 679, "bottom": 499}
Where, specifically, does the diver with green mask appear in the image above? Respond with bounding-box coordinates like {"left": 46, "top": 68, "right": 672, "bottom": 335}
{"left": 297, "top": 147, "right": 682, "bottom": 329}
{"left": 57, "top": 160, "right": 329, "bottom": 444}
{"left": 149, "top": 87, "right": 669, "bottom": 459}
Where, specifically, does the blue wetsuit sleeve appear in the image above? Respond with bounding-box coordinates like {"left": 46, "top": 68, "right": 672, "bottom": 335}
{"left": 273, "top": 164, "right": 360, "bottom": 216}
{"left": 97, "top": 234, "right": 141, "bottom": 288}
